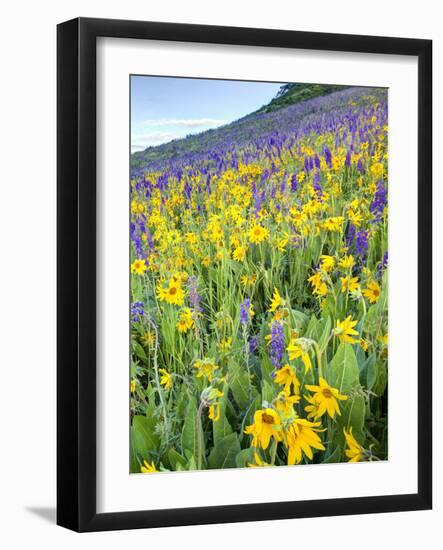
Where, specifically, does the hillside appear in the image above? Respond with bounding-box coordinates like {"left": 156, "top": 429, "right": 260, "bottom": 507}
{"left": 131, "top": 84, "right": 386, "bottom": 173}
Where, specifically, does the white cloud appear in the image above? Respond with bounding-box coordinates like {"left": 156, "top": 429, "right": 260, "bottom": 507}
{"left": 144, "top": 118, "right": 227, "bottom": 128}
{"left": 131, "top": 131, "right": 180, "bottom": 152}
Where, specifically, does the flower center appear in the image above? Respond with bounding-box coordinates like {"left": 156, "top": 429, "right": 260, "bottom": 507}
{"left": 262, "top": 413, "right": 275, "bottom": 424}
{"left": 169, "top": 287, "right": 177, "bottom": 295}
{"left": 322, "top": 388, "right": 333, "bottom": 398}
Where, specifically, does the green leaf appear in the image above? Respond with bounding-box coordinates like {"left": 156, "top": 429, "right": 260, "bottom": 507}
{"left": 305, "top": 314, "right": 321, "bottom": 340}
{"left": 318, "top": 316, "right": 332, "bottom": 352}
{"left": 213, "top": 383, "right": 233, "bottom": 446}
{"left": 208, "top": 433, "right": 241, "bottom": 469}
{"left": 340, "top": 393, "right": 366, "bottom": 444}
{"left": 372, "top": 361, "right": 387, "bottom": 396}
{"left": 132, "top": 340, "right": 147, "bottom": 363}
{"left": 235, "top": 447, "right": 256, "bottom": 468}
{"left": 131, "top": 414, "right": 160, "bottom": 471}
{"left": 326, "top": 343, "right": 359, "bottom": 393}
{"left": 228, "top": 360, "right": 257, "bottom": 410}
{"left": 322, "top": 445, "right": 342, "bottom": 464}
{"left": 181, "top": 396, "right": 203, "bottom": 462}
{"left": 167, "top": 448, "right": 187, "bottom": 471}
{"left": 262, "top": 380, "right": 275, "bottom": 404}
{"left": 359, "top": 352, "right": 376, "bottom": 387}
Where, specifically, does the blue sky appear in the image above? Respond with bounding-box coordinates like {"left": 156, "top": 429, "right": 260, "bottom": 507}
{"left": 130, "top": 76, "right": 283, "bottom": 153}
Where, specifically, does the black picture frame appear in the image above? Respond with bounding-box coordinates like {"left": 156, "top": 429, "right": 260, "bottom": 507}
{"left": 57, "top": 17, "right": 432, "bottom": 532}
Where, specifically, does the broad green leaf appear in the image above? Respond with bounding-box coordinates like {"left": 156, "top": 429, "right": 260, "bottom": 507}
{"left": 318, "top": 316, "right": 332, "bottom": 352}
{"left": 228, "top": 360, "right": 257, "bottom": 410}
{"left": 181, "top": 396, "right": 203, "bottom": 463}
{"left": 131, "top": 414, "right": 160, "bottom": 470}
{"left": 208, "top": 433, "right": 241, "bottom": 469}
{"left": 339, "top": 393, "right": 366, "bottom": 445}
{"left": 235, "top": 447, "right": 256, "bottom": 468}
{"left": 322, "top": 445, "right": 342, "bottom": 464}
{"left": 305, "top": 314, "right": 321, "bottom": 341}
{"left": 372, "top": 361, "right": 388, "bottom": 396}
{"left": 262, "top": 380, "right": 275, "bottom": 404}
{"left": 167, "top": 448, "right": 187, "bottom": 471}
{"left": 326, "top": 343, "right": 359, "bottom": 394}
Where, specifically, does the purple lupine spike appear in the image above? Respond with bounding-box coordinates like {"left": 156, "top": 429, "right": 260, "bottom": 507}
{"left": 240, "top": 299, "right": 253, "bottom": 325}
{"left": 249, "top": 335, "right": 260, "bottom": 354}
{"left": 270, "top": 321, "right": 284, "bottom": 369}
{"left": 355, "top": 230, "right": 369, "bottom": 257}
{"left": 370, "top": 180, "right": 387, "bottom": 222}
{"left": 130, "top": 301, "right": 144, "bottom": 323}
{"left": 346, "top": 223, "right": 356, "bottom": 249}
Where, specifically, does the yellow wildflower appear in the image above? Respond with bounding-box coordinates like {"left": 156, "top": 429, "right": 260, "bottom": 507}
{"left": 341, "top": 276, "right": 360, "bottom": 293}
{"left": 305, "top": 377, "right": 347, "bottom": 419}
{"left": 335, "top": 316, "right": 359, "bottom": 344}
{"left": 141, "top": 460, "right": 158, "bottom": 473}
{"left": 344, "top": 428, "right": 364, "bottom": 462}
{"left": 285, "top": 418, "right": 325, "bottom": 465}
{"left": 131, "top": 259, "right": 147, "bottom": 275}
{"left": 268, "top": 287, "right": 283, "bottom": 312}
{"left": 248, "top": 224, "right": 269, "bottom": 244}
{"left": 159, "top": 368, "right": 173, "bottom": 390}
{"left": 274, "top": 364, "right": 300, "bottom": 394}
{"left": 362, "top": 280, "right": 381, "bottom": 303}
{"left": 244, "top": 408, "right": 282, "bottom": 450}
{"left": 287, "top": 340, "right": 312, "bottom": 373}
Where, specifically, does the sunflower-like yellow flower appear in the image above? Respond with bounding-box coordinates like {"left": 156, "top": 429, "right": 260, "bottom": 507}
{"left": 157, "top": 277, "right": 185, "bottom": 306}
{"left": 323, "top": 216, "right": 344, "bottom": 232}
{"left": 244, "top": 408, "right": 283, "bottom": 450}
{"left": 335, "top": 316, "right": 359, "bottom": 344}
{"left": 240, "top": 273, "right": 257, "bottom": 287}
{"left": 285, "top": 417, "right": 325, "bottom": 465}
{"left": 319, "top": 255, "right": 335, "bottom": 272}
{"left": 176, "top": 307, "right": 195, "bottom": 333}
{"left": 286, "top": 340, "right": 312, "bottom": 373}
{"left": 194, "top": 359, "right": 218, "bottom": 382}
{"left": 232, "top": 245, "right": 248, "bottom": 261}
{"left": 344, "top": 428, "right": 364, "bottom": 462}
{"left": 339, "top": 254, "right": 355, "bottom": 269}
{"left": 159, "top": 368, "right": 173, "bottom": 390}
{"left": 307, "top": 271, "right": 328, "bottom": 296}
{"left": 208, "top": 389, "right": 224, "bottom": 422}
{"left": 305, "top": 377, "right": 347, "bottom": 419}
{"left": 248, "top": 224, "right": 269, "bottom": 244}
{"left": 140, "top": 459, "right": 158, "bottom": 473}
{"left": 340, "top": 276, "right": 360, "bottom": 293}
{"left": 130, "top": 379, "right": 137, "bottom": 393}
{"left": 275, "top": 390, "right": 300, "bottom": 416}
{"left": 274, "top": 364, "right": 300, "bottom": 394}
{"left": 131, "top": 259, "right": 147, "bottom": 275}
{"left": 362, "top": 280, "right": 381, "bottom": 303}
{"left": 268, "top": 287, "right": 283, "bottom": 312}
{"left": 304, "top": 394, "right": 321, "bottom": 420}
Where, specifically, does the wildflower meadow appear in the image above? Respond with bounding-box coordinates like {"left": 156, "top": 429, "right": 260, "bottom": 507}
{"left": 130, "top": 80, "right": 388, "bottom": 474}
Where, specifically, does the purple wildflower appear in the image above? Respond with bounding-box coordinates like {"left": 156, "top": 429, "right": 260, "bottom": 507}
{"left": 130, "top": 301, "right": 144, "bottom": 323}
{"left": 240, "top": 299, "right": 253, "bottom": 325}
{"left": 355, "top": 230, "right": 369, "bottom": 257}
{"left": 370, "top": 180, "right": 387, "bottom": 222}
{"left": 249, "top": 335, "right": 260, "bottom": 354}
{"left": 270, "top": 321, "right": 284, "bottom": 369}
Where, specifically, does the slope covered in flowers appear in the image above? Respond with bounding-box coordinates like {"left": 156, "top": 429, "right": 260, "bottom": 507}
{"left": 130, "top": 86, "right": 388, "bottom": 473}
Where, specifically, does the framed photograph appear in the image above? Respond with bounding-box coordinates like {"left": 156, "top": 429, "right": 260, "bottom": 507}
{"left": 57, "top": 17, "right": 432, "bottom": 532}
